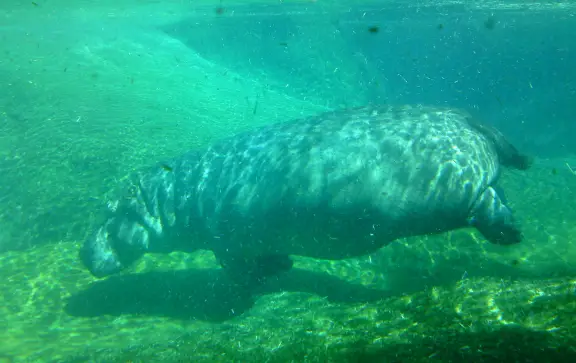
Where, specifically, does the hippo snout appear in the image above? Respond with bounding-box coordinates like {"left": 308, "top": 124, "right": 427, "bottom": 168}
{"left": 81, "top": 216, "right": 153, "bottom": 278}
{"left": 80, "top": 226, "right": 124, "bottom": 278}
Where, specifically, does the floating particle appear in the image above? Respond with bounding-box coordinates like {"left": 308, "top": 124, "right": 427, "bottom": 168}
{"left": 494, "top": 95, "right": 503, "bottom": 107}
{"left": 368, "top": 26, "right": 379, "bottom": 34}
{"left": 253, "top": 99, "right": 258, "bottom": 115}
{"left": 160, "top": 164, "right": 173, "bottom": 172}
{"left": 484, "top": 17, "right": 496, "bottom": 30}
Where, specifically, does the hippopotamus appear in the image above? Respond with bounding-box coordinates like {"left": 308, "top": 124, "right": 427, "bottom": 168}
{"left": 81, "top": 105, "right": 532, "bottom": 283}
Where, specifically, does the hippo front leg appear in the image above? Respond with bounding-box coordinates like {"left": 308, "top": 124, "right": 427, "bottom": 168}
{"left": 467, "top": 186, "right": 523, "bottom": 245}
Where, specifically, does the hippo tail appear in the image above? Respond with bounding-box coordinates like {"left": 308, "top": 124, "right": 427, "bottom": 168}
{"left": 466, "top": 118, "right": 533, "bottom": 170}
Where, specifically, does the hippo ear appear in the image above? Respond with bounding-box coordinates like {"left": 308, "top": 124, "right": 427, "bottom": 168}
{"left": 467, "top": 186, "right": 522, "bottom": 245}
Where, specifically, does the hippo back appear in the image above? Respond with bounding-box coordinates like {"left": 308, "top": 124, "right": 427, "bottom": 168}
{"left": 192, "top": 105, "right": 507, "bottom": 257}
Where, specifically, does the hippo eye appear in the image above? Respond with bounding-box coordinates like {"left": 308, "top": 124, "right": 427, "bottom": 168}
{"left": 127, "top": 185, "right": 138, "bottom": 197}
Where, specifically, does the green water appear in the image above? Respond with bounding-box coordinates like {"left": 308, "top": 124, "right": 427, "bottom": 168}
{"left": 1, "top": 1, "right": 575, "bottom": 362}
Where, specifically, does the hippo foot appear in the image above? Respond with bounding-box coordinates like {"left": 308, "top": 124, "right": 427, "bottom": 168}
{"left": 468, "top": 186, "right": 523, "bottom": 245}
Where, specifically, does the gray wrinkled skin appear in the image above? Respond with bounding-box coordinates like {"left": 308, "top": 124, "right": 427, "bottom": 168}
{"left": 81, "top": 105, "right": 531, "bottom": 281}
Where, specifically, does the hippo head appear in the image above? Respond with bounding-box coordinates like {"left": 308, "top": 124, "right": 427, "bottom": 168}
{"left": 80, "top": 218, "right": 149, "bottom": 278}
{"left": 80, "top": 225, "right": 124, "bottom": 278}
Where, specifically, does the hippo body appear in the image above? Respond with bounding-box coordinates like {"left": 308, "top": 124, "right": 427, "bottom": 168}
{"left": 81, "top": 105, "right": 531, "bottom": 282}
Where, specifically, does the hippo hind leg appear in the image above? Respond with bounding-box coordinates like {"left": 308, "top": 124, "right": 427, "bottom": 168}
{"left": 468, "top": 186, "right": 523, "bottom": 245}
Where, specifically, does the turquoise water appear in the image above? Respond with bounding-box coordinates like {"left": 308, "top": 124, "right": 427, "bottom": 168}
{"left": 1, "top": 1, "right": 575, "bottom": 362}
